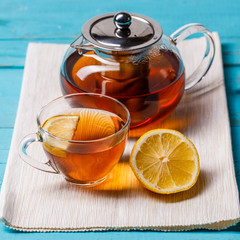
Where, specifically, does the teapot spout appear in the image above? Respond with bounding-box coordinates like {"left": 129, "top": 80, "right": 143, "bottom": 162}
{"left": 71, "top": 34, "right": 95, "bottom": 53}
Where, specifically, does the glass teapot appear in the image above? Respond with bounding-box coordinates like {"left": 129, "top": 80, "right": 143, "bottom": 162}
{"left": 60, "top": 11, "right": 215, "bottom": 128}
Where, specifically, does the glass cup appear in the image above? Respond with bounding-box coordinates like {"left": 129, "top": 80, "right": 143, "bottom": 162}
{"left": 19, "top": 93, "right": 130, "bottom": 186}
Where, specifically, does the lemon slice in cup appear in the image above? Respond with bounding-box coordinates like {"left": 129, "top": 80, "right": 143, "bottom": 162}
{"left": 130, "top": 129, "right": 200, "bottom": 194}
{"left": 42, "top": 115, "right": 79, "bottom": 157}
{"left": 43, "top": 115, "right": 79, "bottom": 139}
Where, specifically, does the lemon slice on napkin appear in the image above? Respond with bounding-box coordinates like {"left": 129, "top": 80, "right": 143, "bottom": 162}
{"left": 130, "top": 129, "right": 200, "bottom": 194}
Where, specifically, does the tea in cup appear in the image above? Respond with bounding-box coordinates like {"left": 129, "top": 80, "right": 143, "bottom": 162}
{"left": 19, "top": 93, "right": 130, "bottom": 186}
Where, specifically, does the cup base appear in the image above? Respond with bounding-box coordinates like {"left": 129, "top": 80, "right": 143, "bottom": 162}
{"left": 65, "top": 177, "right": 106, "bottom": 187}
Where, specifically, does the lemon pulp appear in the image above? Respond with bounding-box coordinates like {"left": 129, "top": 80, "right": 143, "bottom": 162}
{"left": 130, "top": 129, "right": 200, "bottom": 194}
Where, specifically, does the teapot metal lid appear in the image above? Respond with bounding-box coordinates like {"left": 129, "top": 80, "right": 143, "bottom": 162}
{"left": 81, "top": 11, "right": 163, "bottom": 52}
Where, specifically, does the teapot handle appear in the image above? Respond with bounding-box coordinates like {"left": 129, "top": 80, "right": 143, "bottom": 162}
{"left": 170, "top": 23, "right": 215, "bottom": 90}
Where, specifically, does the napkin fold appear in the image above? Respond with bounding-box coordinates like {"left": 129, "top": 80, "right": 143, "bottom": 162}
{"left": 0, "top": 32, "right": 239, "bottom": 231}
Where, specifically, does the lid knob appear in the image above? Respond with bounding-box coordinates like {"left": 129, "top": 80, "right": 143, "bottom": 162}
{"left": 114, "top": 11, "right": 132, "bottom": 30}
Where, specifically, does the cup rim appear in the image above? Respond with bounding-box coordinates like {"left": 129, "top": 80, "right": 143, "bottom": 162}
{"left": 36, "top": 93, "right": 130, "bottom": 143}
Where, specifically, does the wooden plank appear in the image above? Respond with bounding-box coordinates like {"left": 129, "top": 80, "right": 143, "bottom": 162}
{"left": 231, "top": 127, "right": 240, "bottom": 187}
{"left": 0, "top": 38, "right": 240, "bottom": 67}
{"left": 0, "top": 0, "right": 240, "bottom": 40}
{"left": 0, "top": 0, "right": 240, "bottom": 237}
{"left": 1, "top": 225, "right": 240, "bottom": 240}
{"left": 223, "top": 43, "right": 240, "bottom": 66}
{"left": 0, "top": 69, "right": 22, "bottom": 127}
{"left": 0, "top": 161, "right": 6, "bottom": 188}
{"left": 0, "top": 39, "right": 70, "bottom": 67}
{"left": 0, "top": 65, "right": 239, "bottom": 130}
{"left": 0, "top": 129, "right": 13, "bottom": 152}
{"left": 224, "top": 66, "right": 240, "bottom": 186}
{"left": 0, "top": 129, "right": 13, "bottom": 187}
{"left": 224, "top": 66, "right": 240, "bottom": 126}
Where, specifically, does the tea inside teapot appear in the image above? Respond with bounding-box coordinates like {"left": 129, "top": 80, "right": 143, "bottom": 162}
{"left": 61, "top": 39, "right": 185, "bottom": 127}
{"left": 60, "top": 12, "right": 189, "bottom": 127}
{"left": 61, "top": 12, "right": 215, "bottom": 128}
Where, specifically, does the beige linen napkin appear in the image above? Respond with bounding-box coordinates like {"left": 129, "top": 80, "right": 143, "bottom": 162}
{"left": 0, "top": 32, "right": 239, "bottom": 231}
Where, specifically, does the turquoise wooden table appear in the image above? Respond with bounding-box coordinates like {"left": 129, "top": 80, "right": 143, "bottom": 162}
{"left": 0, "top": 0, "right": 240, "bottom": 239}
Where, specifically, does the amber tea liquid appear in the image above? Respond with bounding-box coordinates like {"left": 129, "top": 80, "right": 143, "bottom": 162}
{"left": 61, "top": 48, "right": 185, "bottom": 127}
{"left": 42, "top": 109, "right": 127, "bottom": 184}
